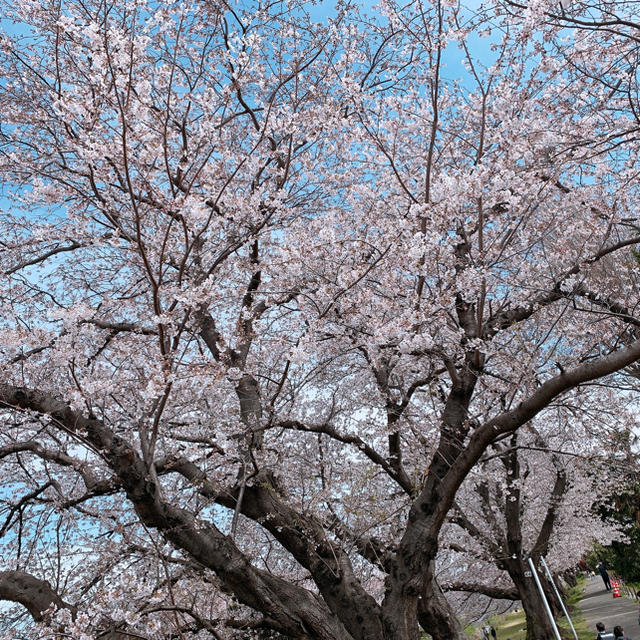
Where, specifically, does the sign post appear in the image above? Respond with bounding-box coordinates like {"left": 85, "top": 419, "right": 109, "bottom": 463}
{"left": 528, "top": 557, "right": 563, "bottom": 640}
{"left": 540, "top": 556, "right": 578, "bottom": 640}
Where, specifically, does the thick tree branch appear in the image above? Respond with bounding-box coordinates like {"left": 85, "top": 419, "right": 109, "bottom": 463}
{"left": 165, "top": 455, "right": 385, "bottom": 638}
{"left": 449, "top": 502, "right": 502, "bottom": 557}
{"left": 0, "top": 570, "right": 73, "bottom": 622}
{"left": 441, "top": 581, "right": 519, "bottom": 601}
{"left": 383, "top": 336, "right": 640, "bottom": 626}
{"left": 484, "top": 235, "right": 640, "bottom": 338}
{"left": 165, "top": 455, "right": 394, "bottom": 574}
{"left": 81, "top": 318, "right": 158, "bottom": 335}
{"left": 0, "top": 570, "right": 138, "bottom": 638}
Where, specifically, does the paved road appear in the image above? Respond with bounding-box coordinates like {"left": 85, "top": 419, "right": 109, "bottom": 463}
{"left": 579, "top": 576, "right": 639, "bottom": 638}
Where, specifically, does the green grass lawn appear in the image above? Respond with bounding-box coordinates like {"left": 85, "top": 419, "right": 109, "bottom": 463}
{"left": 490, "top": 607, "right": 526, "bottom": 640}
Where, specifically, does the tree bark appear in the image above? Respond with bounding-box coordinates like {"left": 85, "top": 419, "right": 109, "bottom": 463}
{"left": 500, "top": 435, "right": 563, "bottom": 629}
{"left": 515, "top": 572, "right": 559, "bottom": 640}
{"left": 418, "top": 562, "right": 467, "bottom": 640}
{"left": 563, "top": 568, "right": 577, "bottom": 588}
{"left": 0, "top": 570, "right": 71, "bottom": 622}
{"left": 0, "top": 570, "right": 129, "bottom": 639}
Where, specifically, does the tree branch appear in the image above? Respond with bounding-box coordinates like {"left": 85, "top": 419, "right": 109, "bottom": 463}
{"left": 276, "top": 419, "right": 415, "bottom": 495}
{"left": 441, "top": 581, "right": 519, "bottom": 601}
{"left": 5, "top": 241, "right": 82, "bottom": 275}
{"left": 484, "top": 235, "right": 640, "bottom": 338}
{"left": 0, "top": 570, "right": 73, "bottom": 622}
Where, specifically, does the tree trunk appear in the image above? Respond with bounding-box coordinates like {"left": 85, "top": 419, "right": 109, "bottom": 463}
{"left": 418, "top": 564, "right": 466, "bottom": 640}
{"left": 562, "top": 568, "right": 577, "bottom": 588}
{"left": 520, "top": 581, "right": 558, "bottom": 640}
{"left": 542, "top": 576, "right": 563, "bottom": 617}
{"left": 506, "top": 564, "right": 559, "bottom": 640}
{"left": 501, "top": 555, "right": 564, "bottom": 640}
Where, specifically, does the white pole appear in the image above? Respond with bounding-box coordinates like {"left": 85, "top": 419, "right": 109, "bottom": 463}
{"left": 540, "top": 556, "right": 578, "bottom": 640}
{"left": 528, "top": 557, "right": 563, "bottom": 640}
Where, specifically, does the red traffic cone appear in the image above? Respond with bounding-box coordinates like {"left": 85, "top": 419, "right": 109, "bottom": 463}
{"left": 612, "top": 579, "right": 620, "bottom": 597}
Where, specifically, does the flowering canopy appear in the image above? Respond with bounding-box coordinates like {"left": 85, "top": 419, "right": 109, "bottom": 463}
{"left": 1, "top": 0, "right": 640, "bottom": 639}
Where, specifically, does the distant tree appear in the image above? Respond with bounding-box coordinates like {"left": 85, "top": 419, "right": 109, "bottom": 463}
{"left": 589, "top": 478, "right": 640, "bottom": 583}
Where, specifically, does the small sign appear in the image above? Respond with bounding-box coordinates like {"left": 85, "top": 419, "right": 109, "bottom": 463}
{"left": 524, "top": 571, "right": 532, "bottom": 577}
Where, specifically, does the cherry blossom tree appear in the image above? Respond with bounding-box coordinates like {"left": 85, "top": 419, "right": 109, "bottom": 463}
{"left": 2, "top": 0, "right": 640, "bottom": 639}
